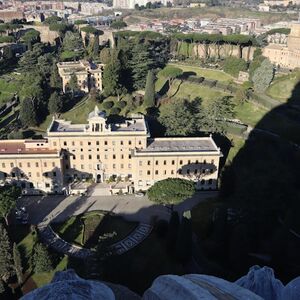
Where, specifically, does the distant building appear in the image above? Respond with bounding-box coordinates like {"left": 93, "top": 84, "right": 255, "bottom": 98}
{"left": 57, "top": 60, "right": 104, "bottom": 93}
{"left": 113, "top": 0, "right": 173, "bottom": 9}
{"left": 0, "top": 107, "right": 222, "bottom": 194}
{"left": 0, "top": 10, "right": 24, "bottom": 22}
{"left": 263, "top": 23, "right": 300, "bottom": 69}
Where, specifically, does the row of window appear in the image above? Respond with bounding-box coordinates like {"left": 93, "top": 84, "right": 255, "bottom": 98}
{"left": 139, "top": 159, "right": 214, "bottom": 166}
{"left": 5, "top": 171, "right": 56, "bottom": 178}
{"left": 140, "top": 168, "right": 214, "bottom": 176}
{"left": 74, "top": 163, "right": 132, "bottom": 170}
{"left": 72, "top": 154, "right": 132, "bottom": 161}
{"left": 2, "top": 162, "right": 56, "bottom": 168}
{"left": 57, "top": 140, "right": 143, "bottom": 147}
{"left": 137, "top": 179, "right": 214, "bottom": 186}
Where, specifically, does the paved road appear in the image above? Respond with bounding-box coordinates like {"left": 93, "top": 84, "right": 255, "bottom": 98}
{"left": 18, "top": 191, "right": 218, "bottom": 225}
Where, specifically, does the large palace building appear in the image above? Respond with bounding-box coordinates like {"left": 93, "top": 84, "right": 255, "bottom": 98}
{"left": 263, "top": 23, "right": 300, "bottom": 69}
{"left": 0, "top": 107, "right": 222, "bottom": 195}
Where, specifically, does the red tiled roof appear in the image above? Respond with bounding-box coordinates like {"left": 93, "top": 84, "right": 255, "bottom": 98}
{"left": 0, "top": 142, "right": 58, "bottom": 155}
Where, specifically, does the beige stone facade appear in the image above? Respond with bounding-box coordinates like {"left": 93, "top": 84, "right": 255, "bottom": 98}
{"left": 57, "top": 60, "right": 104, "bottom": 93}
{"left": 263, "top": 23, "right": 300, "bottom": 69}
{"left": 0, "top": 107, "right": 222, "bottom": 194}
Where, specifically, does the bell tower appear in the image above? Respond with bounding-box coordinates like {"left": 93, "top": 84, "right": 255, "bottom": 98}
{"left": 87, "top": 106, "right": 109, "bottom": 133}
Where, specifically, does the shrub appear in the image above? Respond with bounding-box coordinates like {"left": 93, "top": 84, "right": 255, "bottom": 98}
{"left": 103, "top": 101, "right": 114, "bottom": 109}
{"left": 118, "top": 100, "right": 127, "bottom": 108}
{"left": 110, "top": 107, "right": 121, "bottom": 115}
{"left": 223, "top": 57, "right": 248, "bottom": 78}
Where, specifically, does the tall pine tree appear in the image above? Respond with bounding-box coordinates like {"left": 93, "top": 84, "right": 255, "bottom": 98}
{"left": 32, "top": 243, "right": 52, "bottom": 273}
{"left": 130, "top": 43, "right": 153, "bottom": 90}
{"left": 144, "top": 70, "right": 155, "bottom": 108}
{"left": 48, "top": 92, "right": 63, "bottom": 115}
{"left": 0, "top": 224, "right": 14, "bottom": 282}
{"left": 19, "top": 98, "right": 37, "bottom": 127}
{"left": 13, "top": 243, "right": 22, "bottom": 285}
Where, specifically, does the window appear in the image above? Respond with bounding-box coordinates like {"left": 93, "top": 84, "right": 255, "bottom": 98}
{"left": 121, "top": 154, "right": 124, "bottom": 159}
{"left": 43, "top": 162, "right": 47, "bottom": 167}
{"left": 128, "top": 140, "right": 132, "bottom": 145}
{"left": 80, "top": 155, "right": 84, "bottom": 160}
{"left": 19, "top": 163, "right": 22, "bottom": 168}
{"left": 45, "top": 183, "right": 50, "bottom": 188}
{"left": 171, "top": 170, "right": 174, "bottom": 175}
{"left": 89, "top": 155, "right": 92, "bottom": 160}
{"left": 10, "top": 163, "right": 14, "bottom": 168}
{"left": 63, "top": 141, "right": 67, "bottom": 146}
{"left": 104, "top": 141, "right": 108, "bottom": 145}
{"left": 80, "top": 141, "right": 83, "bottom": 146}
{"left": 52, "top": 162, "right": 55, "bottom": 167}
{"left": 53, "top": 142, "right": 57, "bottom": 147}
{"left": 11, "top": 172, "right": 15, "bottom": 177}
{"left": 73, "top": 155, "right": 76, "bottom": 160}
{"left": 121, "top": 164, "right": 124, "bottom": 169}
{"left": 147, "top": 160, "right": 151, "bottom": 165}
{"left": 201, "top": 179, "right": 205, "bottom": 185}
{"left": 88, "top": 142, "right": 91, "bottom": 146}
{"left": 35, "top": 162, "right": 39, "bottom": 167}
{"left": 139, "top": 140, "right": 142, "bottom": 145}
{"left": 211, "top": 159, "right": 214, "bottom": 164}
{"left": 155, "top": 160, "right": 158, "bottom": 165}
{"left": 28, "top": 172, "right": 31, "bottom": 177}
{"left": 139, "top": 161, "right": 142, "bottom": 166}
{"left": 163, "top": 160, "right": 166, "bottom": 165}
{"left": 208, "top": 179, "right": 213, "bottom": 185}
{"left": 178, "top": 169, "right": 182, "bottom": 174}
{"left": 72, "top": 141, "right": 75, "bottom": 146}
{"left": 113, "top": 154, "right": 116, "bottom": 159}
{"left": 112, "top": 141, "right": 115, "bottom": 146}
{"left": 96, "top": 141, "right": 99, "bottom": 146}
{"left": 210, "top": 169, "right": 214, "bottom": 174}
{"left": 204, "top": 159, "right": 207, "bottom": 164}
{"left": 81, "top": 165, "right": 84, "bottom": 170}
{"left": 1, "top": 163, "right": 5, "bottom": 168}
{"left": 164, "top": 170, "right": 167, "bottom": 175}
{"left": 37, "top": 172, "right": 40, "bottom": 177}
{"left": 196, "top": 160, "right": 199, "bottom": 164}
{"left": 97, "top": 148, "right": 100, "bottom": 152}
{"left": 128, "top": 154, "right": 131, "bottom": 159}
{"left": 147, "top": 170, "right": 151, "bottom": 175}
{"left": 188, "top": 160, "right": 191, "bottom": 164}
{"left": 97, "top": 155, "right": 100, "bottom": 160}
{"left": 81, "top": 148, "right": 83, "bottom": 152}
{"left": 105, "top": 154, "right": 108, "bottom": 159}
{"left": 113, "top": 164, "right": 116, "bottom": 169}
{"left": 155, "top": 170, "right": 158, "bottom": 175}
{"left": 120, "top": 141, "right": 123, "bottom": 145}
{"left": 139, "top": 170, "right": 143, "bottom": 176}
{"left": 128, "top": 164, "right": 132, "bottom": 169}
{"left": 172, "top": 160, "right": 175, "bottom": 165}
{"left": 179, "top": 160, "right": 183, "bottom": 165}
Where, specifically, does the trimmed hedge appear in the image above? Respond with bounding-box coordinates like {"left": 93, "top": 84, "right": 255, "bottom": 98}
{"left": 248, "top": 91, "right": 278, "bottom": 110}
{"left": 224, "top": 121, "right": 248, "bottom": 136}
{"left": 103, "top": 101, "right": 114, "bottom": 109}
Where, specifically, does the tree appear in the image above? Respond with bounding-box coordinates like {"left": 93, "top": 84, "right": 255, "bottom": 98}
{"left": 175, "top": 215, "right": 193, "bottom": 262}
{"left": 37, "top": 53, "right": 53, "bottom": 78}
{"left": 103, "top": 54, "right": 125, "bottom": 98}
{"left": 147, "top": 178, "right": 196, "bottom": 207}
{"left": 13, "top": 243, "right": 22, "bottom": 285}
{"left": 223, "top": 57, "right": 248, "bottom": 78}
{"left": 158, "top": 66, "right": 183, "bottom": 93}
{"left": 48, "top": 92, "right": 63, "bottom": 115}
{"left": 100, "top": 48, "right": 111, "bottom": 64}
{"left": 67, "top": 73, "right": 80, "bottom": 96}
{"left": 93, "top": 34, "right": 100, "bottom": 59}
{"left": 144, "top": 70, "right": 155, "bottom": 108}
{"left": 159, "top": 98, "right": 204, "bottom": 136}
{"left": 21, "top": 29, "right": 40, "bottom": 48}
{"left": 130, "top": 43, "right": 153, "bottom": 90}
{"left": 32, "top": 243, "right": 52, "bottom": 273}
{"left": 50, "top": 63, "right": 62, "bottom": 90}
{"left": 61, "top": 31, "right": 84, "bottom": 61}
{"left": 252, "top": 59, "right": 274, "bottom": 92}
{"left": 110, "top": 20, "right": 127, "bottom": 30}
{"left": 20, "top": 73, "right": 43, "bottom": 100}
{"left": 19, "top": 98, "right": 37, "bottom": 127}
{"left": 0, "top": 185, "right": 21, "bottom": 226}
{"left": 204, "top": 96, "right": 235, "bottom": 134}
{"left": 249, "top": 54, "right": 265, "bottom": 80}
{"left": 0, "top": 224, "right": 14, "bottom": 282}
{"left": 18, "top": 43, "right": 43, "bottom": 72}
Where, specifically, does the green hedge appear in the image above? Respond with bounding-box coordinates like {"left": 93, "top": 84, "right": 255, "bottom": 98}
{"left": 224, "top": 121, "right": 248, "bottom": 136}
{"left": 248, "top": 91, "right": 278, "bottom": 110}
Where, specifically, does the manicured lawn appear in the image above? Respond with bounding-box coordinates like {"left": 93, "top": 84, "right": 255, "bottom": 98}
{"left": 226, "top": 134, "right": 245, "bottom": 164}
{"left": 0, "top": 74, "right": 21, "bottom": 104}
{"left": 234, "top": 101, "right": 268, "bottom": 127}
{"left": 169, "top": 63, "right": 233, "bottom": 82}
{"left": 266, "top": 72, "right": 300, "bottom": 102}
{"left": 169, "top": 80, "right": 228, "bottom": 104}
{"left": 52, "top": 211, "right": 138, "bottom": 249}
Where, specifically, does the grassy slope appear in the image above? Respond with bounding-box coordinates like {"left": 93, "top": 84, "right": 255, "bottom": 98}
{"left": 266, "top": 72, "right": 300, "bottom": 102}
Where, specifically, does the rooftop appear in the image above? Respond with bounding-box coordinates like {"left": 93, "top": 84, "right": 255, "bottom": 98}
{"left": 138, "top": 137, "right": 220, "bottom": 153}
{"left": 0, "top": 141, "right": 58, "bottom": 155}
